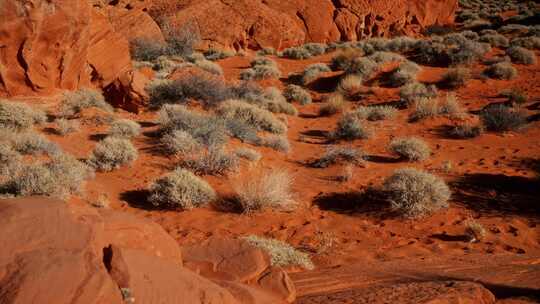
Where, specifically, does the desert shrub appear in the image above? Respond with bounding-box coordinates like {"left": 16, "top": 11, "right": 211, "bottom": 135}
{"left": 479, "top": 33, "right": 509, "bottom": 47}
{"left": 235, "top": 147, "right": 261, "bottom": 162}
{"left": 259, "top": 135, "right": 290, "bottom": 153}
{"left": 413, "top": 40, "right": 448, "bottom": 66}
{"left": 194, "top": 59, "right": 224, "bottom": 76}
{"left": 88, "top": 137, "right": 138, "bottom": 171}
{"left": 158, "top": 105, "right": 228, "bottom": 147}
{"left": 262, "top": 87, "right": 298, "bottom": 116}
{"left": 161, "top": 130, "right": 201, "bottom": 155}
{"left": 385, "top": 36, "right": 418, "bottom": 53}
{"left": 216, "top": 100, "right": 287, "bottom": 134}
{"left": 383, "top": 168, "right": 450, "bottom": 218}
{"left": 108, "top": 119, "right": 141, "bottom": 138}
{"left": 303, "top": 43, "right": 327, "bottom": 56}
{"left": 338, "top": 74, "right": 364, "bottom": 97}
{"left": 0, "top": 101, "right": 46, "bottom": 131}
{"left": 283, "top": 85, "right": 312, "bottom": 105}
{"left": 500, "top": 89, "right": 528, "bottom": 106}
{"left": 330, "top": 48, "right": 363, "bottom": 71}
{"left": 60, "top": 89, "right": 112, "bottom": 118}
{"left": 498, "top": 24, "right": 530, "bottom": 35}
{"left": 204, "top": 48, "right": 235, "bottom": 61}
{"left": 250, "top": 57, "right": 277, "bottom": 68}
{"left": 301, "top": 63, "right": 331, "bottom": 85}
{"left": 439, "top": 67, "right": 471, "bottom": 89}
{"left": 480, "top": 105, "right": 527, "bottom": 132}
{"left": 229, "top": 83, "right": 297, "bottom": 116}
{"left": 240, "top": 64, "right": 281, "bottom": 80}
{"left": 256, "top": 47, "right": 277, "bottom": 56}
{"left": 510, "top": 36, "right": 540, "bottom": 49}
{"left": 368, "top": 51, "right": 405, "bottom": 63}
{"left": 148, "top": 75, "right": 229, "bottom": 108}
{"left": 242, "top": 235, "right": 313, "bottom": 269}
{"left": 399, "top": 82, "right": 438, "bottom": 105}
{"left": 130, "top": 38, "right": 166, "bottom": 61}
{"left": 225, "top": 120, "right": 261, "bottom": 144}
{"left": 344, "top": 57, "right": 378, "bottom": 78}
{"left": 409, "top": 98, "right": 440, "bottom": 121}
{"left": 448, "top": 40, "right": 490, "bottom": 66}
{"left": 439, "top": 94, "right": 463, "bottom": 116}
{"left": 389, "top": 137, "right": 431, "bottom": 161}
{"left": 331, "top": 114, "right": 370, "bottom": 141}
{"left": 12, "top": 132, "right": 60, "bottom": 156}
{"left": 56, "top": 118, "right": 80, "bottom": 135}
{"left": 0, "top": 145, "right": 22, "bottom": 178}
{"left": 162, "top": 21, "right": 200, "bottom": 58}
{"left": 388, "top": 61, "right": 421, "bottom": 87}
{"left": 148, "top": 168, "right": 216, "bottom": 209}
{"left": 353, "top": 105, "right": 397, "bottom": 121}
{"left": 281, "top": 47, "right": 312, "bottom": 59}
{"left": 233, "top": 167, "right": 296, "bottom": 212}
{"left": 464, "top": 220, "right": 486, "bottom": 242}
{"left": 181, "top": 148, "right": 239, "bottom": 175}
{"left": 319, "top": 94, "right": 345, "bottom": 116}
{"left": 483, "top": 62, "right": 518, "bottom": 80}
{"left": 312, "top": 146, "right": 363, "bottom": 168}
{"left": 506, "top": 46, "right": 537, "bottom": 65}
{"left": 449, "top": 123, "right": 484, "bottom": 138}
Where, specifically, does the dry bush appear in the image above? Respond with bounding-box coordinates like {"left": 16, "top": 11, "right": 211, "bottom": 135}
{"left": 281, "top": 47, "right": 312, "bottom": 59}
{"left": 353, "top": 105, "right": 397, "bottom": 121}
{"left": 229, "top": 83, "right": 297, "bottom": 116}
{"left": 88, "top": 137, "right": 138, "bottom": 171}
{"left": 283, "top": 84, "right": 312, "bottom": 105}
{"left": 0, "top": 145, "right": 22, "bottom": 178}
{"left": 388, "top": 61, "right": 421, "bottom": 87}
{"left": 480, "top": 105, "right": 527, "bottom": 132}
{"left": 301, "top": 63, "right": 331, "bottom": 85}
{"left": 108, "top": 119, "right": 141, "bottom": 138}
{"left": 331, "top": 114, "right": 370, "bottom": 141}
{"left": 506, "top": 46, "right": 536, "bottom": 65}
{"left": 409, "top": 98, "right": 440, "bottom": 121}
{"left": 130, "top": 38, "right": 166, "bottom": 61}
{"left": 439, "top": 67, "right": 471, "bottom": 89}
{"left": 242, "top": 235, "right": 314, "bottom": 270}
{"left": 500, "top": 88, "right": 528, "bottom": 106}
{"left": 303, "top": 43, "right": 327, "bottom": 56}
{"left": 389, "top": 137, "right": 431, "bottom": 161}
{"left": 233, "top": 167, "right": 296, "bottom": 213}
{"left": 60, "top": 89, "right": 112, "bottom": 118}
{"left": 259, "top": 135, "right": 290, "bottom": 153}
{"left": 483, "top": 62, "right": 518, "bottom": 79}
{"left": 338, "top": 74, "right": 363, "bottom": 97}
{"left": 161, "top": 130, "right": 201, "bottom": 155}
{"left": 240, "top": 64, "right": 281, "bottom": 80}
{"left": 216, "top": 99, "right": 287, "bottom": 134}
{"left": 12, "top": 132, "right": 60, "bottom": 156}
{"left": 148, "top": 168, "right": 216, "bottom": 209}
{"left": 368, "top": 51, "right": 405, "bottom": 64}
{"left": 235, "top": 147, "right": 261, "bottom": 162}
{"left": 383, "top": 168, "right": 450, "bottom": 218}
{"left": 181, "top": 148, "right": 239, "bottom": 175}
{"left": 449, "top": 123, "right": 484, "bottom": 138}
{"left": 0, "top": 101, "right": 46, "bottom": 131}
{"left": 56, "top": 118, "right": 80, "bottom": 135}
{"left": 256, "top": 47, "right": 277, "bottom": 56}
{"left": 203, "top": 48, "right": 235, "bottom": 61}
{"left": 312, "top": 146, "right": 364, "bottom": 168}
{"left": 330, "top": 48, "right": 363, "bottom": 71}
{"left": 464, "top": 219, "right": 486, "bottom": 242}
{"left": 344, "top": 57, "right": 378, "bottom": 78}
{"left": 479, "top": 33, "right": 509, "bottom": 47}
{"left": 194, "top": 59, "right": 224, "bottom": 76}
{"left": 162, "top": 21, "right": 201, "bottom": 58}
{"left": 319, "top": 94, "right": 345, "bottom": 117}
{"left": 510, "top": 36, "right": 540, "bottom": 50}
{"left": 439, "top": 94, "right": 463, "bottom": 116}
{"left": 399, "top": 82, "right": 438, "bottom": 105}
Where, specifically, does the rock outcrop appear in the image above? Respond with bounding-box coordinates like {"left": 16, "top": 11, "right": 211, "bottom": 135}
{"left": 0, "top": 197, "right": 294, "bottom": 304}
{"left": 0, "top": 0, "right": 148, "bottom": 112}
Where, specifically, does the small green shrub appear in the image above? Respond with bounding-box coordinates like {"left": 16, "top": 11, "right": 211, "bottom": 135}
{"left": 108, "top": 119, "right": 141, "bottom": 138}
{"left": 389, "top": 137, "right": 431, "bottom": 161}
{"left": 60, "top": 89, "right": 112, "bottom": 118}
{"left": 88, "top": 137, "right": 138, "bottom": 171}
{"left": 283, "top": 85, "right": 312, "bottom": 105}
{"left": 148, "top": 168, "right": 216, "bottom": 209}
{"left": 383, "top": 168, "right": 450, "bottom": 218}
{"left": 480, "top": 105, "right": 527, "bottom": 132}
{"left": 242, "top": 235, "right": 313, "bottom": 269}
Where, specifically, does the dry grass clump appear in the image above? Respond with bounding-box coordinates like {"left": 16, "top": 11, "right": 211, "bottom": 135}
{"left": 388, "top": 61, "right": 421, "bottom": 87}
{"left": 240, "top": 57, "right": 281, "bottom": 80}
{"left": 319, "top": 94, "right": 346, "bottom": 117}
{"left": 344, "top": 57, "right": 378, "bottom": 78}
{"left": 233, "top": 167, "right": 296, "bottom": 213}
{"left": 480, "top": 105, "right": 527, "bottom": 132}
{"left": 259, "top": 135, "right": 291, "bottom": 153}
{"left": 383, "top": 168, "right": 450, "bottom": 218}
{"left": 500, "top": 88, "right": 528, "bottom": 106}
{"left": 353, "top": 105, "right": 397, "bottom": 121}
{"left": 301, "top": 63, "right": 331, "bottom": 85}
{"left": 203, "top": 48, "right": 235, "bottom": 61}
{"left": 148, "top": 168, "right": 216, "bottom": 209}
{"left": 464, "top": 219, "right": 486, "bottom": 242}
{"left": 479, "top": 33, "right": 509, "bottom": 47}
{"left": 510, "top": 36, "right": 540, "bottom": 50}
{"left": 56, "top": 118, "right": 80, "bottom": 135}
{"left": 12, "top": 132, "right": 60, "bottom": 156}
{"left": 506, "top": 46, "right": 537, "bottom": 65}
{"left": 235, "top": 147, "right": 262, "bottom": 162}
{"left": 161, "top": 130, "right": 201, "bottom": 155}
{"left": 281, "top": 43, "right": 327, "bottom": 59}
{"left": 483, "top": 62, "right": 518, "bottom": 79}
{"left": 88, "top": 137, "right": 138, "bottom": 171}
{"left": 389, "top": 137, "right": 431, "bottom": 162}
{"left": 449, "top": 123, "right": 484, "bottom": 138}
{"left": 331, "top": 114, "right": 370, "bottom": 141}
{"left": 439, "top": 67, "right": 471, "bottom": 89}
{"left": 0, "top": 101, "right": 46, "bottom": 131}
{"left": 0, "top": 145, "right": 22, "bottom": 178}
{"left": 60, "top": 89, "right": 112, "bottom": 118}
{"left": 338, "top": 74, "right": 364, "bottom": 97}
{"left": 108, "top": 119, "right": 141, "bottom": 138}
{"left": 283, "top": 84, "right": 312, "bottom": 105}
{"left": 194, "top": 59, "right": 224, "bottom": 76}
{"left": 330, "top": 48, "right": 363, "bottom": 71}
{"left": 216, "top": 99, "right": 287, "bottom": 134}
{"left": 242, "top": 235, "right": 314, "bottom": 270}
{"left": 368, "top": 51, "right": 405, "bottom": 64}
{"left": 181, "top": 148, "right": 239, "bottom": 175}
{"left": 312, "top": 146, "right": 364, "bottom": 168}
{"left": 409, "top": 98, "right": 441, "bottom": 121}
{"left": 256, "top": 47, "right": 277, "bottom": 56}
{"left": 399, "top": 82, "right": 438, "bottom": 105}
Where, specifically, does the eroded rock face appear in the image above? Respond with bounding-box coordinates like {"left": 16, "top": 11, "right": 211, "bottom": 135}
{"left": 0, "top": 197, "right": 295, "bottom": 304}
{"left": 144, "top": 0, "right": 458, "bottom": 50}
{"left": 0, "top": 0, "right": 147, "bottom": 111}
